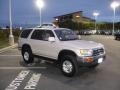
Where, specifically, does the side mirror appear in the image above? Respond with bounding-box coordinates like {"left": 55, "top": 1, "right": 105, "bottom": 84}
{"left": 78, "top": 35, "right": 81, "bottom": 40}
{"left": 48, "top": 37, "right": 55, "bottom": 42}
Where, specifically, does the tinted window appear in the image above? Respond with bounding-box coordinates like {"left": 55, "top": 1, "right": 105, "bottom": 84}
{"left": 31, "top": 30, "right": 46, "bottom": 40}
{"left": 44, "top": 30, "right": 55, "bottom": 41}
{"left": 31, "top": 30, "right": 54, "bottom": 41}
{"left": 20, "top": 29, "right": 32, "bottom": 38}
{"left": 55, "top": 29, "right": 78, "bottom": 41}
{"left": 46, "top": 30, "right": 54, "bottom": 37}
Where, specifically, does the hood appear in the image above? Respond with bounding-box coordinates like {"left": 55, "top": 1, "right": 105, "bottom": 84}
{"left": 61, "top": 40, "right": 104, "bottom": 49}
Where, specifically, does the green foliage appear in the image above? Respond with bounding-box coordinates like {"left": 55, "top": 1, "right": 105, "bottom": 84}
{"left": 58, "top": 20, "right": 94, "bottom": 30}
{"left": 0, "top": 29, "right": 21, "bottom": 39}
{"left": 57, "top": 20, "right": 120, "bottom": 31}
{"left": 0, "top": 29, "right": 21, "bottom": 48}
{"left": 116, "top": 22, "right": 120, "bottom": 30}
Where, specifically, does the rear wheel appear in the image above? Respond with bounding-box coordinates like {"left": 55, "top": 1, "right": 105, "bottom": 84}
{"left": 60, "top": 55, "right": 78, "bottom": 77}
{"left": 22, "top": 46, "right": 34, "bottom": 64}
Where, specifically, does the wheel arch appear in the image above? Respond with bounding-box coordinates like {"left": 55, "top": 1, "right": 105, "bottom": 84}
{"left": 22, "top": 44, "right": 32, "bottom": 51}
{"left": 58, "top": 49, "right": 77, "bottom": 62}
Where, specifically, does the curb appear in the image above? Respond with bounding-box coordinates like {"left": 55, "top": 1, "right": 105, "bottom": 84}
{"left": 0, "top": 44, "right": 17, "bottom": 53}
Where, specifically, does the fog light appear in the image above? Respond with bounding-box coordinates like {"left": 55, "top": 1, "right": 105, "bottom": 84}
{"left": 84, "top": 57, "right": 94, "bottom": 63}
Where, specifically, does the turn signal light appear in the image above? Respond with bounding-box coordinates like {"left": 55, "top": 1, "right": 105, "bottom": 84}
{"left": 84, "top": 57, "right": 94, "bottom": 63}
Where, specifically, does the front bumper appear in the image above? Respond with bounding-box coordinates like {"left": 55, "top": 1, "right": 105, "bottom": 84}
{"left": 77, "top": 54, "right": 106, "bottom": 67}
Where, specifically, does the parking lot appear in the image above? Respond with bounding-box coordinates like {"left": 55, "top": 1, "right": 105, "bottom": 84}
{"left": 0, "top": 35, "right": 120, "bottom": 90}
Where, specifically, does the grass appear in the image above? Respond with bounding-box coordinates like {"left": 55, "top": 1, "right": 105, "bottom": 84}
{"left": 0, "top": 29, "right": 21, "bottom": 49}
{"left": 0, "top": 38, "right": 9, "bottom": 49}
{"left": 0, "top": 37, "right": 18, "bottom": 49}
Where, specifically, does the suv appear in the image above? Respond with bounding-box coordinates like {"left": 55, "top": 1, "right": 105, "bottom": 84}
{"left": 18, "top": 28, "right": 106, "bottom": 77}
{"left": 36, "top": 23, "right": 57, "bottom": 28}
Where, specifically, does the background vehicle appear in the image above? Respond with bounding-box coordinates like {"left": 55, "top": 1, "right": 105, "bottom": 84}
{"left": 36, "top": 23, "right": 57, "bottom": 28}
{"left": 79, "top": 30, "right": 92, "bottom": 35}
{"left": 114, "top": 31, "right": 120, "bottom": 40}
{"left": 18, "top": 28, "right": 106, "bottom": 77}
{"left": 96, "top": 30, "right": 112, "bottom": 35}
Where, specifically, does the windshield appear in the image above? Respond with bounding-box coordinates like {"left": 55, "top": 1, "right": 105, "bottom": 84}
{"left": 55, "top": 29, "right": 79, "bottom": 41}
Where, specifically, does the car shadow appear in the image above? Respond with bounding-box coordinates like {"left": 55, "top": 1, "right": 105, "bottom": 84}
{"left": 19, "top": 58, "right": 103, "bottom": 87}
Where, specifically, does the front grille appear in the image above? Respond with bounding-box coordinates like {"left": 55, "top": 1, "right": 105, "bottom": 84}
{"left": 93, "top": 48, "right": 104, "bottom": 56}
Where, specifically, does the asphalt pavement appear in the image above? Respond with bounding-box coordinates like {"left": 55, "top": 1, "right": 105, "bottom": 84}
{"left": 0, "top": 35, "right": 120, "bottom": 90}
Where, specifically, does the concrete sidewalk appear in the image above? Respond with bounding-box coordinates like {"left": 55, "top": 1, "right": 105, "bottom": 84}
{"left": 0, "top": 44, "right": 17, "bottom": 53}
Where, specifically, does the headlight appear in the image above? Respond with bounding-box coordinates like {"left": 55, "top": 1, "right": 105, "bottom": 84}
{"left": 80, "top": 49, "right": 93, "bottom": 56}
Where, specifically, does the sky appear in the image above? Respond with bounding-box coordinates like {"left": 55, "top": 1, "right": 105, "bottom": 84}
{"left": 0, "top": 0, "right": 120, "bottom": 27}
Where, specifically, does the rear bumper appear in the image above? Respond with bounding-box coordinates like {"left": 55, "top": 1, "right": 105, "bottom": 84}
{"left": 77, "top": 54, "right": 106, "bottom": 67}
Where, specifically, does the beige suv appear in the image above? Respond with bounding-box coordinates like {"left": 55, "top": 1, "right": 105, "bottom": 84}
{"left": 18, "top": 28, "right": 106, "bottom": 77}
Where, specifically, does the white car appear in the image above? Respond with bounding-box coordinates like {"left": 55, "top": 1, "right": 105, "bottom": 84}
{"left": 36, "top": 23, "right": 57, "bottom": 28}
{"left": 18, "top": 28, "right": 106, "bottom": 77}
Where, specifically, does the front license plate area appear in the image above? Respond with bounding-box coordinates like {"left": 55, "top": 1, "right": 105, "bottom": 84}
{"left": 98, "top": 58, "right": 103, "bottom": 63}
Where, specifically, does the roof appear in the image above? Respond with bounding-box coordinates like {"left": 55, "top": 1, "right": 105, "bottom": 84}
{"left": 54, "top": 11, "right": 83, "bottom": 18}
{"left": 33, "top": 27, "right": 70, "bottom": 31}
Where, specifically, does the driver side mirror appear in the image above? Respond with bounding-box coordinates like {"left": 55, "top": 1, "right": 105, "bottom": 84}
{"left": 48, "top": 37, "right": 55, "bottom": 42}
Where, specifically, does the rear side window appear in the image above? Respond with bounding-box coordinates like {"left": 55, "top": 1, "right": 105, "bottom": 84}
{"left": 46, "top": 30, "right": 55, "bottom": 37}
{"left": 20, "top": 29, "right": 32, "bottom": 38}
{"left": 31, "top": 30, "right": 55, "bottom": 41}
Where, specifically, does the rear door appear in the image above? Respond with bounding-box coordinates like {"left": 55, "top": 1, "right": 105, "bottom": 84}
{"left": 29, "top": 30, "right": 46, "bottom": 56}
{"left": 42, "top": 30, "right": 58, "bottom": 59}
{"left": 29, "top": 29, "right": 58, "bottom": 59}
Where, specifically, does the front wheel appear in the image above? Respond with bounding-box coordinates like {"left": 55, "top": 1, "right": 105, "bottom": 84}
{"left": 60, "top": 55, "right": 78, "bottom": 77}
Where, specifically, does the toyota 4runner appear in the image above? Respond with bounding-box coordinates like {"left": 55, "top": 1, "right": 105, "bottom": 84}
{"left": 18, "top": 28, "right": 106, "bottom": 77}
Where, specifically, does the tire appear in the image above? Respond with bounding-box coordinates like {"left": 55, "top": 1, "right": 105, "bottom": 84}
{"left": 60, "top": 55, "right": 78, "bottom": 77}
{"left": 89, "top": 64, "right": 99, "bottom": 69}
{"left": 22, "top": 47, "right": 34, "bottom": 64}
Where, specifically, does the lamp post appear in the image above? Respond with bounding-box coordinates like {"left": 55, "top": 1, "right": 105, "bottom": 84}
{"left": 9, "top": 0, "right": 14, "bottom": 45}
{"left": 36, "top": 0, "right": 44, "bottom": 26}
{"left": 93, "top": 12, "right": 99, "bottom": 33}
{"left": 111, "top": 1, "right": 120, "bottom": 35}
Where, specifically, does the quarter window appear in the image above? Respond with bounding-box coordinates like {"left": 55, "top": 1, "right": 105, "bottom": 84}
{"left": 20, "top": 29, "right": 32, "bottom": 38}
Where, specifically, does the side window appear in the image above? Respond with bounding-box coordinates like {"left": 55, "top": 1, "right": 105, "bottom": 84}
{"left": 44, "top": 30, "right": 55, "bottom": 41}
{"left": 20, "top": 29, "right": 32, "bottom": 38}
{"left": 31, "top": 30, "right": 45, "bottom": 40}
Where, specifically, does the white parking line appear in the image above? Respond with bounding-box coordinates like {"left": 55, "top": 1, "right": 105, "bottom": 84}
{"left": 0, "top": 67, "right": 47, "bottom": 69}
{"left": 0, "top": 44, "right": 17, "bottom": 54}
{"left": 0, "top": 51, "right": 6, "bottom": 54}
{"left": 0, "top": 55, "right": 21, "bottom": 57}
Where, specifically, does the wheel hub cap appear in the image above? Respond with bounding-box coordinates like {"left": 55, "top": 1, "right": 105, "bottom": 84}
{"left": 63, "top": 60, "right": 73, "bottom": 73}
{"left": 24, "top": 52, "right": 29, "bottom": 61}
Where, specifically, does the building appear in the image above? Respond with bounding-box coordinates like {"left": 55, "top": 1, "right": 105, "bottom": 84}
{"left": 53, "top": 11, "right": 95, "bottom": 25}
